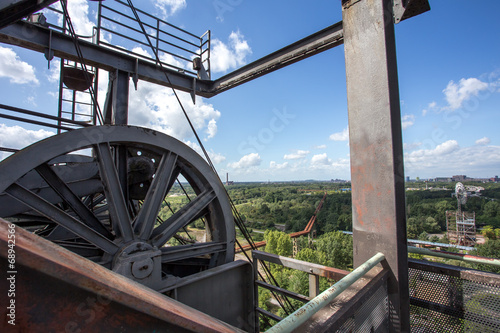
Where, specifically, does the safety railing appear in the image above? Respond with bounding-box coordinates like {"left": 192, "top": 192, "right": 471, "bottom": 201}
{"left": 97, "top": 0, "right": 210, "bottom": 78}
{"left": 408, "top": 245, "right": 500, "bottom": 268}
{"left": 253, "top": 250, "right": 389, "bottom": 333}
{"left": 408, "top": 245, "right": 500, "bottom": 332}
{"left": 409, "top": 258, "right": 500, "bottom": 332}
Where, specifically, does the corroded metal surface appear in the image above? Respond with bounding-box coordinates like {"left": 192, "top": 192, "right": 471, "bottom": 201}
{"left": 343, "top": 0, "right": 410, "bottom": 330}
{"left": 0, "top": 218, "right": 244, "bottom": 333}
{"left": 253, "top": 250, "right": 348, "bottom": 283}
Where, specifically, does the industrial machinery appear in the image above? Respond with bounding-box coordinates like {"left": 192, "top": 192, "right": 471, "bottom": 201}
{"left": 0, "top": 0, "right": 238, "bottom": 287}
{"left": 447, "top": 182, "right": 476, "bottom": 246}
{"left": 8, "top": 2, "right": 491, "bottom": 333}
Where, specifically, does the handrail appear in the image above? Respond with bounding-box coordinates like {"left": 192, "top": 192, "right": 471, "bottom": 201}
{"left": 265, "top": 252, "right": 385, "bottom": 333}
{"left": 408, "top": 246, "right": 500, "bottom": 267}
{"left": 97, "top": 1, "right": 209, "bottom": 78}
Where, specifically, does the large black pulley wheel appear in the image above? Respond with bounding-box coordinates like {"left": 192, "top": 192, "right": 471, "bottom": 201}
{"left": 0, "top": 125, "right": 235, "bottom": 291}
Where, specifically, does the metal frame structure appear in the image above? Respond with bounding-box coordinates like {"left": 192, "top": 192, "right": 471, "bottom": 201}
{"left": 0, "top": 126, "right": 236, "bottom": 288}
{"left": 446, "top": 182, "right": 477, "bottom": 246}
{"left": 0, "top": 0, "right": 435, "bottom": 332}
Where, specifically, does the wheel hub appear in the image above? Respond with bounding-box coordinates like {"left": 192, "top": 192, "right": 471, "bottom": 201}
{"left": 112, "top": 242, "right": 163, "bottom": 289}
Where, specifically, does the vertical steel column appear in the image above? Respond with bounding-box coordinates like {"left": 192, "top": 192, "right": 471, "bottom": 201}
{"left": 342, "top": 0, "right": 409, "bottom": 331}
{"left": 112, "top": 69, "right": 130, "bottom": 205}
{"left": 112, "top": 69, "right": 129, "bottom": 125}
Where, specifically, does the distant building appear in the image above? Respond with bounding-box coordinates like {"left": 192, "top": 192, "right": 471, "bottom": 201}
{"left": 331, "top": 179, "right": 348, "bottom": 183}
{"left": 226, "top": 173, "right": 234, "bottom": 186}
{"left": 452, "top": 175, "right": 467, "bottom": 181}
{"left": 434, "top": 177, "right": 452, "bottom": 182}
{"left": 406, "top": 176, "right": 410, "bottom": 182}
{"left": 491, "top": 176, "right": 499, "bottom": 182}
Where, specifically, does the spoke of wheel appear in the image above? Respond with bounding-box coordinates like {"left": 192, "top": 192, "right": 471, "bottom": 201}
{"left": 135, "top": 151, "right": 177, "bottom": 239}
{"left": 35, "top": 163, "right": 112, "bottom": 238}
{"left": 151, "top": 189, "right": 216, "bottom": 248}
{"left": 162, "top": 199, "right": 194, "bottom": 241}
{"left": 5, "top": 183, "right": 118, "bottom": 255}
{"left": 161, "top": 242, "right": 226, "bottom": 263}
{"left": 96, "top": 143, "right": 134, "bottom": 242}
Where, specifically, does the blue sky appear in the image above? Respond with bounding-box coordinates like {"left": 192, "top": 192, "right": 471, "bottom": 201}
{"left": 0, "top": 0, "right": 499, "bottom": 182}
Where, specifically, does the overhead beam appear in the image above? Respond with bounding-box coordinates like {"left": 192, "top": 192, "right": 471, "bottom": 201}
{"left": 0, "top": 20, "right": 344, "bottom": 98}
{"left": 211, "top": 21, "right": 344, "bottom": 94}
{"left": 393, "top": 0, "right": 431, "bottom": 24}
{"left": 0, "top": 0, "right": 58, "bottom": 29}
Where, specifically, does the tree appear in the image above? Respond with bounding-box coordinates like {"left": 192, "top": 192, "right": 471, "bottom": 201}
{"left": 264, "top": 230, "right": 292, "bottom": 256}
{"left": 259, "top": 203, "right": 270, "bottom": 214}
{"left": 429, "top": 235, "right": 440, "bottom": 243}
{"left": 471, "top": 239, "right": 500, "bottom": 274}
{"left": 484, "top": 201, "right": 500, "bottom": 218}
{"left": 482, "top": 225, "right": 497, "bottom": 240}
{"left": 418, "top": 232, "right": 429, "bottom": 241}
{"left": 314, "top": 231, "right": 353, "bottom": 271}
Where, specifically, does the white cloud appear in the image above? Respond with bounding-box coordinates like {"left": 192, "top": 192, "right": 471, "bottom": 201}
{"left": 270, "top": 161, "right": 288, "bottom": 169}
{"left": 403, "top": 142, "right": 422, "bottom": 151}
{"left": 308, "top": 154, "right": 350, "bottom": 178}
{"left": 405, "top": 142, "right": 500, "bottom": 177}
{"left": 435, "top": 140, "right": 460, "bottom": 155}
{"left": 0, "top": 124, "right": 55, "bottom": 160}
{"left": 26, "top": 96, "right": 37, "bottom": 107}
{"left": 228, "top": 153, "right": 261, "bottom": 169}
{"left": 154, "top": 0, "right": 187, "bottom": 17}
{"left": 422, "top": 101, "right": 437, "bottom": 116}
{"left": 311, "top": 153, "right": 332, "bottom": 166}
{"left": 211, "top": 31, "right": 252, "bottom": 73}
{"left": 443, "top": 78, "right": 489, "bottom": 110}
{"left": 47, "top": 59, "right": 61, "bottom": 83}
{"left": 51, "top": 0, "right": 94, "bottom": 36}
{"left": 0, "top": 47, "right": 39, "bottom": 85}
{"left": 329, "top": 127, "right": 349, "bottom": 141}
{"left": 475, "top": 137, "right": 491, "bottom": 146}
{"left": 401, "top": 114, "right": 415, "bottom": 130}
{"left": 205, "top": 119, "right": 217, "bottom": 140}
{"left": 184, "top": 141, "right": 226, "bottom": 164}
{"left": 132, "top": 47, "right": 153, "bottom": 58}
{"left": 314, "top": 144, "right": 327, "bottom": 149}
{"left": 128, "top": 81, "right": 221, "bottom": 142}
{"left": 208, "top": 151, "right": 226, "bottom": 164}
{"left": 283, "top": 150, "right": 309, "bottom": 160}
{"left": 405, "top": 140, "right": 459, "bottom": 165}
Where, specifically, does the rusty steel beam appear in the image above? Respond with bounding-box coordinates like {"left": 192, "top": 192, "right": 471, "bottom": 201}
{"left": 211, "top": 22, "right": 343, "bottom": 94}
{"left": 253, "top": 250, "right": 348, "bottom": 281}
{"left": 0, "top": 218, "right": 244, "bottom": 332}
{"left": 0, "top": 19, "right": 343, "bottom": 98}
{"left": 0, "top": 21, "right": 212, "bottom": 97}
{"left": 342, "top": 0, "right": 410, "bottom": 331}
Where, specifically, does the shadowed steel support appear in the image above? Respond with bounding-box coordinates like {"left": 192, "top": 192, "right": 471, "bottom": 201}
{"left": 342, "top": 0, "right": 409, "bottom": 331}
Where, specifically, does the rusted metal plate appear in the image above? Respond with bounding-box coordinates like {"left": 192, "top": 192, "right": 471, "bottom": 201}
{"left": 0, "top": 218, "right": 244, "bottom": 333}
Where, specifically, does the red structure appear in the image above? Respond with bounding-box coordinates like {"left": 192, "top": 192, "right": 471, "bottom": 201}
{"left": 236, "top": 192, "right": 327, "bottom": 253}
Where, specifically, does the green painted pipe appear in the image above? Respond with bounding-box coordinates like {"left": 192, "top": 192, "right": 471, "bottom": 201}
{"left": 265, "top": 252, "right": 385, "bottom": 333}
{"left": 408, "top": 246, "right": 500, "bottom": 267}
